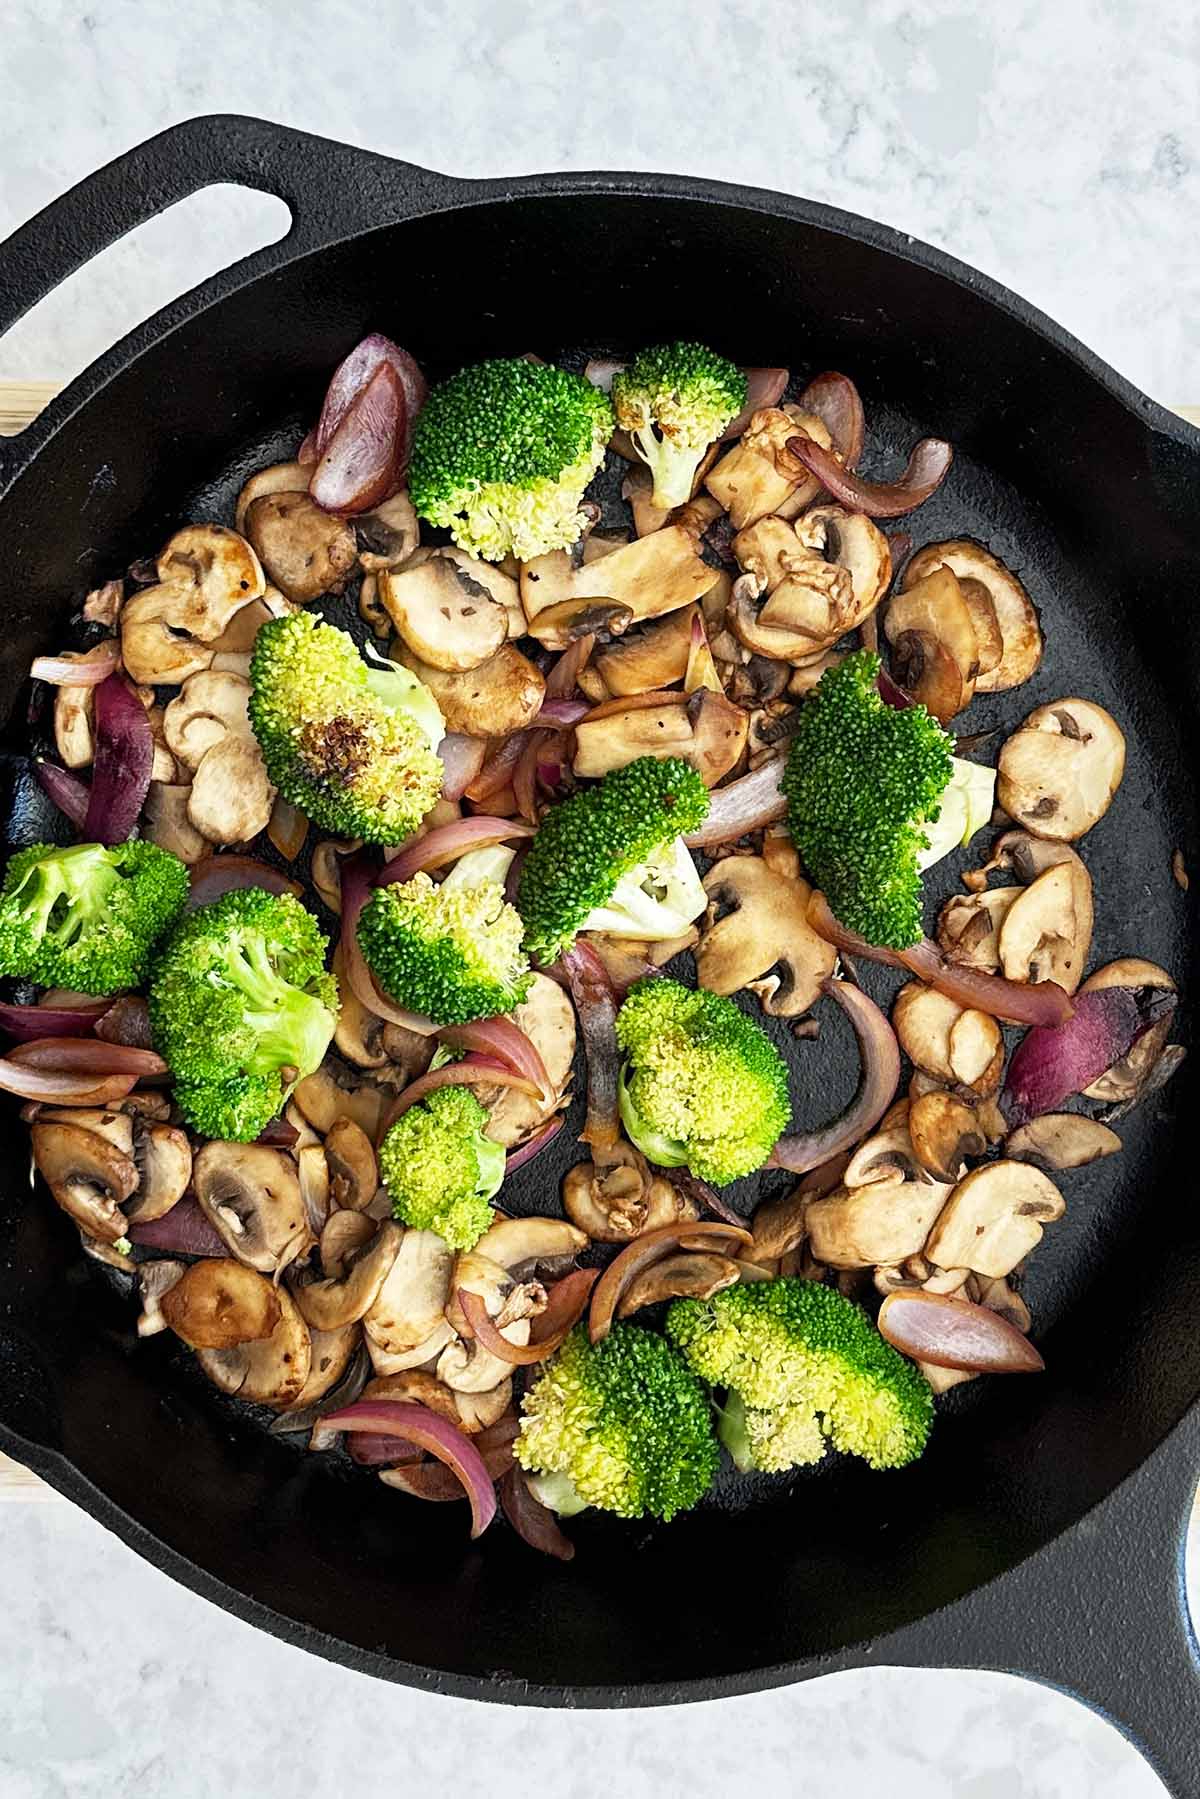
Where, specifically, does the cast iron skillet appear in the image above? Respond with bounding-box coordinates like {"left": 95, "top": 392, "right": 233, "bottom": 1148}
{"left": 1, "top": 115, "right": 1198, "bottom": 1794}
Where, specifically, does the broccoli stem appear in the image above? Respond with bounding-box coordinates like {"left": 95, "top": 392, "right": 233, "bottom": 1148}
{"left": 526, "top": 1469, "right": 591, "bottom": 1517}
{"left": 218, "top": 934, "right": 336, "bottom": 1076}
{"left": 716, "top": 1390, "right": 755, "bottom": 1472}
{"left": 11, "top": 843, "right": 120, "bottom": 944}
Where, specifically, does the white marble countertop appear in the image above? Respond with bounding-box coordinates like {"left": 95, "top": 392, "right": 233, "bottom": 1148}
{"left": 1, "top": 2, "right": 1197, "bottom": 1795}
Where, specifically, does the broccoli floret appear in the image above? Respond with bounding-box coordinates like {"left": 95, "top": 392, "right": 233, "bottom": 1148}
{"left": 0, "top": 840, "right": 188, "bottom": 994}
{"left": 612, "top": 342, "right": 747, "bottom": 510}
{"left": 515, "top": 1322, "right": 718, "bottom": 1521}
{"left": 516, "top": 756, "right": 710, "bottom": 964}
{"left": 357, "top": 870, "right": 531, "bottom": 1025}
{"left": 408, "top": 358, "right": 613, "bottom": 562}
{"left": 615, "top": 977, "right": 790, "bottom": 1185}
{"left": 781, "top": 650, "right": 954, "bottom": 950}
{"left": 378, "top": 1084, "right": 504, "bottom": 1250}
{"left": 249, "top": 610, "right": 444, "bottom": 845}
{"left": 148, "top": 887, "right": 338, "bottom": 1142}
{"left": 667, "top": 1277, "right": 934, "bottom": 1473}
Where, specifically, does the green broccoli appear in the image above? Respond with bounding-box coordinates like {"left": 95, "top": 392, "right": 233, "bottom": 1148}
{"left": 781, "top": 649, "right": 954, "bottom": 950}
{"left": 612, "top": 342, "right": 747, "bottom": 509}
{"left": 357, "top": 868, "right": 531, "bottom": 1025}
{"left": 666, "top": 1277, "right": 934, "bottom": 1474}
{"left": 516, "top": 756, "right": 710, "bottom": 964}
{"left": 615, "top": 977, "right": 790, "bottom": 1185}
{"left": 515, "top": 1322, "right": 718, "bottom": 1521}
{"left": 407, "top": 358, "right": 613, "bottom": 562}
{"left": 249, "top": 610, "right": 444, "bottom": 845}
{"left": 0, "top": 840, "right": 188, "bottom": 994}
{"left": 378, "top": 1084, "right": 505, "bottom": 1250}
{"left": 148, "top": 887, "right": 338, "bottom": 1141}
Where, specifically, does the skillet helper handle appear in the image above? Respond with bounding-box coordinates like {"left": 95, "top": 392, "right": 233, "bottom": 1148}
{"left": 0, "top": 113, "right": 456, "bottom": 345}
{"left": 871, "top": 1408, "right": 1200, "bottom": 1798}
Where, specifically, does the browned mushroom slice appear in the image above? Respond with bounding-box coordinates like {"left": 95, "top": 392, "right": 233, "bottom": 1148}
{"left": 698, "top": 858, "right": 835, "bottom": 1017}
{"left": 1079, "top": 958, "right": 1177, "bottom": 1101}
{"left": 161, "top": 1257, "right": 282, "bottom": 1349}
{"left": 46, "top": 1107, "right": 135, "bottom": 1154}
{"left": 360, "top": 1368, "right": 463, "bottom": 1426}
{"left": 884, "top": 567, "right": 979, "bottom": 723}
{"left": 997, "top": 699, "right": 1126, "bottom": 842}
{"left": 292, "top": 1054, "right": 388, "bottom": 1141}
{"left": 380, "top": 556, "right": 509, "bottom": 672}
{"left": 520, "top": 525, "right": 715, "bottom": 644}
{"left": 364, "top": 1228, "right": 454, "bottom": 1363}
{"left": 282, "top": 1320, "right": 360, "bottom": 1412}
{"left": 908, "top": 1091, "right": 986, "bottom": 1183}
{"left": 319, "top": 1208, "right": 377, "bottom": 1278}
{"left": 925, "top": 1161, "right": 1064, "bottom": 1278}
{"left": 593, "top": 605, "right": 697, "bottom": 696}
{"left": 891, "top": 983, "right": 967, "bottom": 1080}
{"left": 806, "top": 1169, "right": 951, "bottom": 1269}
{"left": 728, "top": 582, "right": 835, "bottom": 665}
{"left": 483, "top": 974, "right": 576, "bottom": 1150}
{"left": 793, "top": 505, "right": 891, "bottom": 633}
{"left": 142, "top": 782, "right": 211, "bottom": 865}
{"left": 298, "top": 1220, "right": 404, "bottom": 1328}
{"left": 997, "top": 860, "right": 1093, "bottom": 994}
{"left": 30, "top": 1121, "right": 138, "bottom": 1243}
{"left": 704, "top": 407, "right": 832, "bottom": 529}
{"left": 616, "top": 1251, "right": 741, "bottom": 1316}
{"left": 125, "top": 1124, "right": 192, "bottom": 1224}
{"left": 234, "top": 460, "right": 311, "bottom": 534}
{"left": 573, "top": 695, "right": 692, "bottom": 775}
{"left": 197, "top": 1286, "right": 312, "bottom": 1408}
{"left": 474, "top": 1214, "right": 589, "bottom": 1270}
{"left": 330, "top": 943, "right": 387, "bottom": 1069}
{"left": 787, "top": 648, "right": 848, "bottom": 696}
{"left": 947, "top": 1009, "right": 1004, "bottom": 1094}
{"left": 453, "top": 1379, "right": 514, "bottom": 1435}
{"left": 355, "top": 491, "right": 421, "bottom": 573}
{"left": 904, "top": 540, "right": 1042, "bottom": 693}
{"left": 298, "top": 1144, "right": 331, "bottom": 1234}
{"left": 120, "top": 587, "right": 216, "bottom": 686}
{"left": 324, "top": 1117, "right": 379, "bottom": 1211}
{"left": 1006, "top": 1113, "right": 1122, "bottom": 1170}
{"left": 187, "top": 734, "right": 275, "bottom": 844}
{"left": 162, "top": 670, "right": 253, "bottom": 773}
{"left": 937, "top": 888, "right": 1021, "bottom": 973}
{"left": 391, "top": 639, "right": 544, "bottom": 738}
{"left": 122, "top": 525, "right": 265, "bottom": 684}
{"left": 244, "top": 492, "right": 357, "bottom": 603}
{"left": 192, "top": 1142, "right": 314, "bottom": 1275}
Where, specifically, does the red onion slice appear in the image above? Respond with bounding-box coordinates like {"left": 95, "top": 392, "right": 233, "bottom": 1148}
{"left": 8, "top": 1037, "right": 167, "bottom": 1077}
{"left": 797, "top": 372, "right": 866, "bottom": 469}
{"left": 536, "top": 699, "right": 590, "bottom": 726}
{"left": 34, "top": 760, "right": 90, "bottom": 828}
{"left": 543, "top": 635, "right": 595, "bottom": 700}
{"left": 1001, "top": 986, "right": 1177, "bottom": 1128}
{"left": 878, "top": 1289, "right": 1045, "bottom": 1374}
{"left": 30, "top": 644, "right": 120, "bottom": 686}
{"left": 92, "top": 998, "right": 153, "bottom": 1050}
{"left": 683, "top": 759, "right": 787, "bottom": 848}
{"left": 458, "top": 1269, "right": 599, "bottom": 1366}
{"left": 187, "top": 856, "right": 302, "bottom": 908}
{"left": 499, "top": 1466, "right": 575, "bottom": 1561}
{"left": 312, "top": 333, "right": 427, "bottom": 464}
{"left": 347, "top": 1431, "right": 421, "bottom": 1467}
{"left": 83, "top": 676, "right": 153, "bottom": 845}
{"left": 381, "top": 1436, "right": 516, "bottom": 1497}
{"left": 438, "top": 733, "right": 487, "bottom": 802}
{"left": 466, "top": 732, "right": 532, "bottom": 803}
{"left": 0, "top": 1059, "right": 138, "bottom": 1104}
{"left": 0, "top": 1000, "right": 107, "bottom": 1042}
{"left": 785, "top": 432, "right": 953, "bottom": 519}
{"left": 876, "top": 667, "right": 916, "bottom": 710}
{"left": 806, "top": 890, "right": 1073, "bottom": 1028}
{"left": 505, "top": 1115, "right": 564, "bottom": 1174}
{"left": 378, "top": 1056, "right": 541, "bottom": 1140}
{"left": 338, "top": 853, "right": 440, "bottom": 1036}
{"left": 129, "top": 1197, "right": 227, "bottom": 1255}
{"left": 662, "top": 1166, "right": 745, "bottom": 1230}
{"left": 377, "top": 817, "right": 535, "bottom": 885}
{"left": 310, "top": 362, "right": 405, "bottom": 517}
{"left": 721, "top": 367, "right": 790, "bottom": 442}
{"left": 319, "top": 1400, "right": 496, "bottom": 1537}
{"left": 438, "top": 1017, "right": 551, "bottom": 1100}
{"left": 560, "top": 941, "right": 620, "bottom": 1159}
{"left": 513, "top": 730, "right": 545, "bottom": 823}
{"left": 768, "top": 978, "right": 900, "bottom": 1174}
{"left": 589, "top": 1221, "right": 752, "bottom": 1345}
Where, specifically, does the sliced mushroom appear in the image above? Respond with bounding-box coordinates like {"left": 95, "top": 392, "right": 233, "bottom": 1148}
{"left": 884, "top": 566, "right": 978, "bottom": 723}
{"left": 843, "top": 1121, "right": 925, "bottom": 1189}
{"left": 120, "top": 586, "right": 216, "bottom": 686}
{"left": 197, "top": 1286, "right": 312, "bottom": 1409}
{"left": 46, "top": 1107, "right": 135, "bottom": 1155}
{"left": 474, "top": 1214, "right": 589, "bottom": 1270}
{"left": 292, "top": 1055, "right": 388, "bottom": 1142}
{"left": 142, "top": 782, "right": 211, "bottom": 865}
{"left": 160, "top": 1257, "right": 282, "bottom": 1349}
{"left": 318, "top": 1208, "right": 377, "bottom": 1278}
{"left": 363, "top": 1228, "right": 454, "bottom": 1358}
{"left": 1006, "top": 1112, "right": 1122, "bottom": 1170}
{"left": 520, "top": 525, "right": 716, "bottom": 646}
{"left": 193, "top": 1142, "right": 314, "bottom": 1275}
{"left": 298, "top": 1144, "right": 331, "bottom": 1234}
{"left": 562, "top": 1161, "right": 649, "bottom": 1242}
{"left": 125, "top": 1124, "right": 192, "bottom": 1224}
{"left": 360, "top": 1369, "right": 463, "bottom": 1426}
{"left": 925, "top": 1161, "right": 1064, "bottom": 1278}
{"left": 908, "top": 1091, "right": 986, "bottom": 1183}
{"left": 616, "top": 1250, "right": 741, "bottom": 1316}
{"left": 136, "top": 1258, "right": 187, "bottom": 1338}
{"left": 380, "top": 556, "right": 509, "bottom": 672}
{"left": 964, "top": 828, "right": 1088, "bottom": 893}
{"left": 483, "top": 974, "right": 576, "bottom": 1150}
{"left": 807, "top": 1168, "right": 952, "bottom": 1268}
{"left": 324, "top": 1117, "right": 379, "bottom": 1211}
{"left": 571, "top": 689, "right": 747, "bottom": 786}
{"left": 1080, "top": 958, "right": 1177, "bottom": 1101}
{"left": 704, "top": 407, "right": 832, "bottom": 529}
{"left": 186, "top": 733, "right": 275, "bottom": 845}
{"left": 283, "top": 1320, "right": 361, "bottom": 1412}
{"left": 698, "top": 858, "right": 836, "bottom": 1017}
{"left": 391, "top": 639, "right": 544, "bottom": 738}
{"left": 328, "top": 943, "right": 386, "bottom": 1070}
{"left": 52, "top": 643, "right": 120, "bottom": 768}
{"left": 970, "top": 1273, "right": 1033, "bottom": 1335}
{"left": 355, "top": 491, "right": 421, "bottom": 573}
{"left": 892, "top": 983, "right": 968, "bottom": 1081}
{"left": 997, "top": 860, "right": 1093, "bottom": 994}
{"left": 121, "top": 524, "right": 265, "bottom": 684}
{"left": 366, "top": 1319, "right": 457, "bottom": 1376}
{"left": 438, "top": 1315, "right": 532, "bottom": 1392}
{"left": 947, "top": 1010, "right": 1004, "bottom": 1093}
{"left": 453, "top": 1379, "right": 514, "bottom": 1434}
{"left": 31, "top": 1120, "right": 138, "bottom": 1243}
{"left": 297, "top": 1219, "right": 404, "bottom": 1329}
{"left": 162, "top": 670, "right": 253, "bottom": 772}
{"left": 904, "top": 541, "right": 1042, "bottom": 693}
{"left": 937, "top": 888, "right": 1021, "bottom": 973}
{"left": 234, "top": 460, "right": 311, "bottom": 534}
{"left": 244, "top": 491, "right": 357, "bottom": 603}
{"left": 210, "top": 595, "right": 281, "bottom": 655}
{"left": 592, "top": 605, "right": 697, "bottom": 696}
{"left": 997, "top": 699, "right": 1126, "bottom": 842}
{"left": 793, "top": 505, "right": 891, "bottom": 633}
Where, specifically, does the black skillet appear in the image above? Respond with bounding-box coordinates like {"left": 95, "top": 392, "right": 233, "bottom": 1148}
{"left": 1, "top": 116, "right": 1198, "bottom": 1795}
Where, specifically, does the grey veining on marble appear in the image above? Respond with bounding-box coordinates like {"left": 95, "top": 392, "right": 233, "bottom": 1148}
{"left": 0, "top": 2, "right": 1198, "bottom": 1795}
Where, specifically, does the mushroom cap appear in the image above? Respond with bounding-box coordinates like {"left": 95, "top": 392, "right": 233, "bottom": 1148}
{"left": 120, "top": 586, "right": 216, "bottom": 686}
{"left": 155, "top": 523, "right": 266, "bottom": 633}
{"left": 282, "top": 1319, "right": 360, "bottom": 1412}
{"left": 244, "top": 490, "right": 357, "bottom": 604}
{"left": 997, "top": 699, "right": 1126, "bottom": 842}
{"left": 483, "top": 974, "right": 576, "bottom": 1150}
{"left": 126, "top": 1123, "right": 192, "bottom": 1224}
{"left": 187, "top": 733, "right": 275, "bottom": 845}
{"left": 142, "top": 781, "right": 211, "bottom": 865}
{"left": 319, "top": 1208, "right": 377, "bottom": 1278}
{"left": 884, "top": 565, "right": 978, "bottom": 723}
{"left": 698, "top": 857, "right": 836, "bottom": 1017}
{"left": 297, "top": 1219, "right": 404, "bottom": 1329}
{"left": 234, "top": 460, "right": 311, "bottom": 534}
{"left": 192, "top": 1141, "right": 314, "bottom": 1275}
{"left": 363, "top": 1227, "right": 453, "bottom": 1356}
{"left": 997, "top": 860, "right": 1093, "bottom": 994}
{"left": 162, "top": 670, "right": 253, "bottom": 773}
{"left": 323, "top": 1117, "right": 379, "bottom": 1211}
{"left": 354, "top": 491, "right": 421, "bottom": 574}
{"left": 904, "top": 539, "right": 1042, "bottom": 694}
{"left": 160, "top": 1257, "right": 282, "bottom": 1349}
{"left": 197, "top": 1286, "right": 312, "bottom": 1408}
{"left": 381, "top": 555, "right": 509, "bottom": 671}
{"left": 390, "top": 639, "right": 544, "bottom": 738}
{"left": 1005, "top": 1112, "right": 1122, "bottom": 1171}
{"left": 473, "top": 1213, "right": 588, "bottom": 1270}
{"left": 31, "top": 1119, "right": 138, "bottom": 1243}
{"left": 795, "top": 505, "right": 892, "bottom": 633}
{"left": 925, "top": 1160, "right": 1064, "bottom": 1278}
{"left": 908, "top": 1091, "right": 987, "bottom": 1183}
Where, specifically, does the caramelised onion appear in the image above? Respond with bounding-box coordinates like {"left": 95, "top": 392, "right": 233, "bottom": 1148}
{"left": 499, "top": 1465, "right": 575, "bottom": 1561}
{"left": 589, "top": 1221, "right": 752, "bottom": 1344}
{"left": 1001, "top": 986, "right": 1177, "bottom": 1128}
{"left": 267, "top": 795, "right": 308, "bottom": 862}
{"left": 797, "top": 371, "right": 866, "bottom": 469}
{"left": 30, "top": 644, "right": 120, "bottom": 687}
{"left": 257, "top": 1116, "right": 300, "bottom": 1147}
{"left": 8, "top": 1037, "right": 166, "bottom": 1078}
{"left": 560, "top": 941, "right": 620, "bottom": 1160}
{"left": 319, "top": 1400, "right": 496, "bottom": 1537}
{"left": 466, "top": 731, "right": 531, "bottom": 803}
{"left": 310, "top": 362, "right": 405, "bottom": 517}
{"left": 83, "top": 675, "right": 153, "bottom": 845}
{"left": 876, "top": 667, "right": 915, "bottom": 710}
{"left": 34, "top": 759, "right": 90, "bottom": 828}
{"left": 129, "top": 1197, "right": 227, "bottom": 1256}
{"left": 438, "top": 733, "right": 487, "bottom": 802}
{"left": 378, "top": 1055, "right": 541, "bottom": 1140}
{"left": 377, "top": 817, "right": 535, "bottom": 885}
{"left": 514, "top": 730, "right": 548, "bottom": 823}
{"left": 92, "top": 997, "right": 153, "bottom": 1050}
{"left": 878, "top": 1289, "right": 1045, "bottom": 1374}
{"left": 309, "top": 332, "right": 427, "bottom": 467}
{"left": 536, "top": 699, "right": 590, "bottom": 726}
{"left": 338, "top": 852, "right": 440, "bottom": 1035}
{"left": 806, "top": 890, "right": 1074, "bottom": 1028}
{"left": 683, "top": 758, "right": 787, "bottom": 848}
{"left": 0, "top": 1058, "right": 137, "bottom": 1105}
{"left": 438, "top": 1017, "right": 551, "bottom": 1100}
{"left": 187, "top": 856, "right": 302, "bottom": 908}
{"left": 458, "top": 1267, "right": 599, "bottom": 1366}
{"left": 543, "top": 634, "right": 595, "bottom": 700}
{"left": 0, "top": 1000, "right": 108, "bottom": 1042}
{"left": 721, "top": 367, "right": 790, "bottom": 442}
{"left": 662, "top": 1166, "right": 745, "bottom": 1230}
{"left": 768, "top": 978, "right": 900, "bottom": 1175}
{"left": 381, "top": 1438, "right": 516, "bottom": 1498}
{"left": 785, "top": 431, "right": 953, "bottom": 519}
{"left": 348, "top": 1432, "right": 420, "bottom": 1468}
{"left": 505, "top": 1115, "right": 564, "bottom": 1174}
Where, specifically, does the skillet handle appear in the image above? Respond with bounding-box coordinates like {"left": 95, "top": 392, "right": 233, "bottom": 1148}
{"left": 866, "top": 1407, "right": 1200, "bottom": 1798}
{"left": 0, "top": 113, "right": 458, "bottom": 347}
